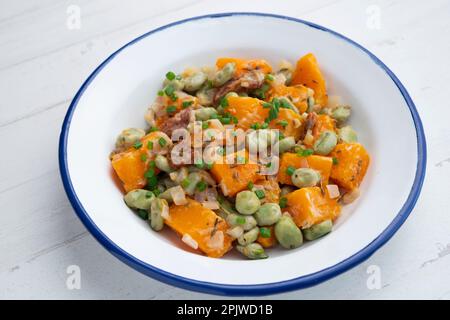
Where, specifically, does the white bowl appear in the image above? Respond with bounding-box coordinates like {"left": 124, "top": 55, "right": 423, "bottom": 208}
{"left": 59, "top": 13, "right": 426, "bottom": 296}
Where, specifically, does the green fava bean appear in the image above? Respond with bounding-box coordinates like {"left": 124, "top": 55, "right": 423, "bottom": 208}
{"left": 155, "top": 155, "right": 173, "bottom": 173}
{"left": 226, "top": 214, "right": 257, "bottom": 231}
{"left": 338, "top": 126, "right": 358, "bottom": 143}
{"left": 236, "top": 243, "right": 268, "bottom": 259}
{"left": 313, "top": 130, "right": 337, "bottom": 155}
{"left": 163, "top": 78, "right": 184, "bottom": 91}
{"left": 303, "top": 219, "right": 333, "bottom": 241}
{"left": 196, "top": 86, "right": 215, "bottom": 106}
{"left": 254, "top": 203, "right": 282, "bottom": 226}
{"left": 235, "top": 190, "right": 261, "bottom": 215}
{"left": 149, "top": 198, "right": 167, "bottom": 231}
{"left": 195, "top": 107, "right": 218, "bottom": 121}
{"left": 115, "top": 128, "right": 145, "bottom": 149}
{"left": 213, "top": 62, "right": 236, "bottom": 87}
{"left": 331, "top": 105, "right": 351, "bottom": 123}
{"left": 237, "top": 227, "right": 260, "bottom": 246}
{"left": 124, "top": 189, "right": 154, "bottom": 210}
{"left": 183, "top": 72, "right": 207, "bottom": 92}
{"left": 275, "top": 214, "right": 303, "bottom": 249}
{"left": 182, "top": 172, "right": 202, "bottom": 196}
{"left": 277, "top": 137, "right": 296, "bottom": 154}
{"left": 291, "top": 168, "right": 321, "bottom": 188}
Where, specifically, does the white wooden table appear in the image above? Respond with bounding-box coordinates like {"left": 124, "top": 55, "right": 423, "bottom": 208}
{"left": 1, "top": 0, "right": 449, "bottom": 299}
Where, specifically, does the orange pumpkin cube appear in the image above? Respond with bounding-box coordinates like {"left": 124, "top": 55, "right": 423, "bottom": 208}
{"left": 216, "top": 57, "right": 272, "bottom": 76}
{"left": 111, "top": 131, "right": 163, "bottom": 192}
{"left": 284, "top": 187, "right": 341, "bottom": 228}
{"left": 166, "top": 199, "right": 233, "bottom": 258}
{"left": 330, "top": 143, "right": 370, "bottom": 190}
{"left": 291, "top": 53, "right": 328, "bottom": 107}
{"left": 210, "top": 151, "right": 261, "bottom": 197}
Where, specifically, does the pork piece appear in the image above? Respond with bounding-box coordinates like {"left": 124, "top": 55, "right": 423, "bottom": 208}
{"left": 159, "top": 108, "right": 192, "bottom": 137}
{"left": 214, "top": 70, "right": 265, "bottom": 103}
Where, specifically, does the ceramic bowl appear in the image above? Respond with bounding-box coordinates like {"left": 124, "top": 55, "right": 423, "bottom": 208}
{"left": 59, "top": 13, "right": 426, "bottom": 296}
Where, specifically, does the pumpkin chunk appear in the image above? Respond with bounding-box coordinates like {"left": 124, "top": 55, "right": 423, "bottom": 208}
{"left": 330, "top": 143, "right": 370, "bottom": 190}
{"left": 210, "top": 151, "right": 261, "bottom": 197}
{"left": 291, "top": 53, "right": 328, "bottom": 107}
{"left": 166, "top": 198, "right": 233, "bottom": 258}
{"left": 225, "top": 96, "right": 303, "bottom": 139}
{"left": 216, "top": 57, "right": 272, "bottom": 76}
{"left": 111, "top": 132, "right": 163, "bottom": 192}
{"left": 284, "top": 187, "right": 341, "bottom": 228}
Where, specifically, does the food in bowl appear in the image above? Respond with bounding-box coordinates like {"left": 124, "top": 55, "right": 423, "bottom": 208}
{"left": 109, "top": 53, "right": 370, "bottom": 259}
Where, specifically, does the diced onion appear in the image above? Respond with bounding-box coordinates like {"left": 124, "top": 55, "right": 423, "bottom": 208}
{"left": 169, "top": 172, "right": 178, "bottom": 181}
{"left": 342, "top": 188, "right": 360, "bottom": 204}
{"left": 326, "top": 184, "right": 340, "bottom": 199}
{"left": 226, "top": 226, "right": 244, "bottom": 239}
{"left": 170, "top": 186, "right": 188, "bottom": 205}
{"left": 182, "top": 234, "right": 198, "bottom": 249}
{"left": 161, "top": 204, "right": 169, "bottom": 219}
{"left": 207, "top": 231, "right": 224, "bottom": 250}
{"left": 304, "top": 129, "right": 314, "bottom": 145}
{"left": 201, "top": 201, "right": 220, "bottom": 210}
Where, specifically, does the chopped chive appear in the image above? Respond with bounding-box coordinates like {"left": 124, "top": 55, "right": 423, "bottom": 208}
{"left": 182, "top": 100, "right": 194, "bottom": 108}
{"left": 147, "top": 141, "right": 153, "bottom": 150}
{"left": 196, "top": 180, "right": 207, "bottom": 192}
{"left": 255, "top": 189, "right": 265, "bottom": 199}
{"left": 260, "top": 122, "right": 269, "bottom": 129}
{"left": 166, "top": 105, "right": 177, "bottom": 113}
{"left": 202, "top": 121, "right": 209, "bottom": 129}
{"left": 144, "top": 169, "right": 155, "bottom": 179}
{"left": 247, "top": 181, "right": 254, "bottom": 190}
{"left": 278, "top": 132, "right": 285, "bottom": 140}
{"left": 148, "top": 160, "right": 156, "bottom": 168}
{"left": 152, "top": 189, "right": 161, "bottom": 197}
{"left": 265, "top": 74, "right": 274, "bottom": 81}
{"left": 220, "top": 117, "right": 231, "bottom": 125}
{"left": 250, "top": 123, "right": 260, "bottom": 130}
{"left": 277, "top": 120, "right": 288, "bottom": 128}
{"left": 158, "top": 137, "right": 167, "bottom": 147}
{"left": 220, "top": 97, "right": 229, "bottom": 108}
{"left": 286, "top": 166, "right": 296, "bottom": 176}
{"left": 232, "top": 116, "right": 238, "bottom": 124}
{"left": 137, "top": 209, "right": 148, "bottom": 220}
{"left": 133, "top": 141, "right": 143, "bottom": 149}
{"left": 164, "top": 84, "right": 175, "bottom": 96}
{"left": 265, "top": 162, "right": 272, "bottom": 168}
{"left": 280, "top": 98, "right": 294, "bottom": 110}
{"left": 297, "top": 148, "right": 314, "bottom": 157}
{"left": 140, "top": 154, "right": 147, "bottom": 162}
{"left": 165, "top": 71, "right": 176, "bottom": 81}
{"left": 157, "top": 90, "right": 164, "bottom": 96}
{"left": 279, "top": 197, "right": 288, "bottom": 209}
{"left": 145, "top": 191, "right": 154, "bottom": 198}
{"left": 195, "top": 160, "right": 205, "bottom": 169}
{"left": 149, "top": 127, "right": 159, "bottom": 132}
{"left": 262, "top": 102, "right": 272, "bottom": 109}
{"left": 260, "top": 227, "right": 271, "bottom": 238}
{"left": 181, "top": 178, "right": 191, "bottom": 189}
{"left": 332, "top": 157, "right": 339, "bottom": 165}
{"left": 146, "top": 175, "right": 158, "bottom": 190}
{"left": 205, "top": 162, "right": 213, "bottom": 170}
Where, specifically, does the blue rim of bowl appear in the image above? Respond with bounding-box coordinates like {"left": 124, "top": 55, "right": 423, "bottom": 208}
{"left": 59, "top": 12, "right": 426, "bottom": 296}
